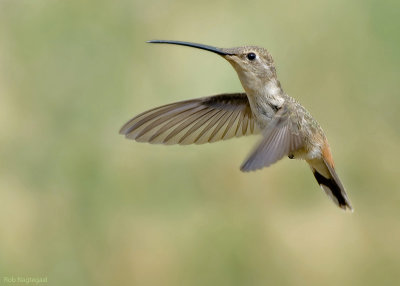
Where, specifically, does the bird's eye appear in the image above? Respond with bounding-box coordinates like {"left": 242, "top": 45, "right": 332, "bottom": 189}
{"left": 247, "top": 52, "right": 256, "bottom": 61}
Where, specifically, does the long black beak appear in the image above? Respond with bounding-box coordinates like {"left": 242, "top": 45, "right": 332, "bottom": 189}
{"left": 147, "top": 40, "right": 233, "bottom": 56}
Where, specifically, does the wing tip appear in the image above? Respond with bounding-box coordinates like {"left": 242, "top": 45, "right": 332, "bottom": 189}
{"left": 119, "top": 119, "right": 139, "bottom": 136}
{"left": 240, "top": 166, "right": 252, "bottom": 172}
{"left": 119, "top": 127, "right": 128, "bottom": 135}
{"left": 239, "top": 160, "right": 264, "bottom": 172}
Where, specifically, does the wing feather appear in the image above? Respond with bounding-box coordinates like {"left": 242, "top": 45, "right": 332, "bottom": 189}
{"left": 222, "top": 109, "right": 241, "bottom": 139}
{"left": 240, "top": 105, "right": 304, "bottom": 172}
{"left": 208, "top": 110, "right": 231, "bottom": 142}
{"left": 194, "top": 110, "right": 226, "bottom": 144}
{"left": 120, "top": 93, "right": 261, "bottom": 145}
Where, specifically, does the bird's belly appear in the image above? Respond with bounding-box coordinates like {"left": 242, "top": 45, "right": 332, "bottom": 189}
{"left": 291, "top": 142, "right": 322, "bottom": 161}
{"left": 290, "top": 148, "right": 309, "bottom": 160}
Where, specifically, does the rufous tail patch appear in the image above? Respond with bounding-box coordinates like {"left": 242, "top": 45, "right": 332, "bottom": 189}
{"left": 322, "top": 138, "right": 335, "bottom": 168}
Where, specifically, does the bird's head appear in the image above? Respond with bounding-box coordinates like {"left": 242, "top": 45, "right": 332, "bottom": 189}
{"left": 147, "top": 40, "right": 278, "bottom": 95}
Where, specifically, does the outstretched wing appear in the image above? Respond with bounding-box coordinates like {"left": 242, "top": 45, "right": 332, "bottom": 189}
{"left": 120, "top": 93, "right": 260, "bottom": 145}
{"left": 240, "top": 105, "right": 304, "bottom": 172}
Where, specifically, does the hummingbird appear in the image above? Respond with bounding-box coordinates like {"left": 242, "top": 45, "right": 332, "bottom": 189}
{"left": 120, "top": 40, "right": 353, "bottom": 211}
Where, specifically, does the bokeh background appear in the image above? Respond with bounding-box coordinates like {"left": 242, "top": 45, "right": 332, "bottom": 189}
{"left": 0, "top": 0, "right": 399, "bottom": 285}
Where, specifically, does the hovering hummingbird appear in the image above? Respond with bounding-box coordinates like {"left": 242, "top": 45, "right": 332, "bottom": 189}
{"left": 120, "top": 40, "right": 353, "bottom": 211}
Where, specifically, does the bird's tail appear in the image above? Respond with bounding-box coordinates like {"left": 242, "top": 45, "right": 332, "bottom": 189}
{"left": 310, "top": 158, "right": 353, "bottom": 211}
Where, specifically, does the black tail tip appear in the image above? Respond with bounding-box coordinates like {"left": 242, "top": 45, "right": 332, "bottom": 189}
{"left": 313, "top": 170, "right": 353, "bottom": 212}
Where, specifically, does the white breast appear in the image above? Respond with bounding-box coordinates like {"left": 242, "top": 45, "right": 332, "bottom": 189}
{"left": 265, "top": 81, "right": 284, "bottom": 105}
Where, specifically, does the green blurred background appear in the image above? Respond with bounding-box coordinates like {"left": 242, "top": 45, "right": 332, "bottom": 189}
{"left": 0, "top": 0, "right": 399, "bottom": 285}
